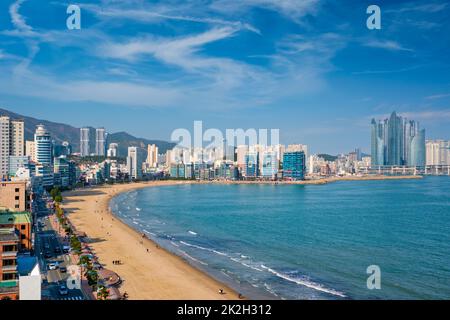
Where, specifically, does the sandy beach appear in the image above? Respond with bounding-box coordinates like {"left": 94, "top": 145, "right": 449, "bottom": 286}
{"left": 62, "top": 180, "right": 240, "bottom": 300}
{"left": 61, "top": 175, "right": 421, "bottom": 300}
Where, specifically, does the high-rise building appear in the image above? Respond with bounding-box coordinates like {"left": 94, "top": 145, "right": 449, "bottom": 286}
{"left": 165, "top": 150, "right": 174, "bottom": 167}
{"left": 95, "top": 128, "right": 106, "bottom": 156}
{"left": 80, "top": 127, "right": 90, "bottom": 157}
{"left": 426, "top": 140, "right": 450, "bottom": 165}
{"left": 54, "top": 157, "right": 70, "bottom": 188}
{"left": 10, "top": 120, "right": 24, "bottom": 157}
{"left": 127, "top": 147, "right": 141, "bottom": 180}
{"left": 236, "top": 145, "right": 248, "bottom": 169}
{"left": 261, "top": 151, "right": 278, "bottom": 178}
{"left": 286, "top": 144, "right": 308, "bottom": 172}
{"left": 34, "top": 125, "right": 52, "bottom": 165}
{"left": 244, "top": 152, "right": 258, "bottom": 178}
{"left": 25, "top": 141, "right": 36, "bottom": 162}
{"left": 34, "top": 125, "right": 53, "bottom": 188}
{"left": 107, "top": 143, "right": 118, "bottom": 158}
{"left": 409, "top": 129, "right": 426, "bottom": 167}
{"left": 371, "top": 112, "right": 425, "bottom": 167}
{"left": 282, "top": 151, "right": 306, "bottom": 180}
{"left": 0, "top": 116, "right": 25, "bottom": 178}
{"left": 0, "top": 116, "right": 11, "bottom": 177}
{"left": 146, "top": 144, "right": 158, "bottom": 168}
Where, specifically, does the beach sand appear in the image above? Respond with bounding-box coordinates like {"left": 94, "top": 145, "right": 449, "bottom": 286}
{"left": 62, "top": 181, "right": 240, "bottom": 300}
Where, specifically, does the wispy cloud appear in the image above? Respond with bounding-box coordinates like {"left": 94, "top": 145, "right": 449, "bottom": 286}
{"left": 425, "top": 93, "right": 450, "bottom": 100}
{"left": 352, "top": 65, "right": 422, "bottom": 75}
{"left": 363, "top": 39, "right": 413, "bottom": 52}
{"left": 9, "top": 0, "right": 32, "bottom": 32}
{"left": 210, "top": 0, "right": 321, "bottom": 23}
{"left": 82, "top": 4, "right": 261, "bottom": 34}
{"left": 386, "top": 2, "right": 449, "bottom": 14}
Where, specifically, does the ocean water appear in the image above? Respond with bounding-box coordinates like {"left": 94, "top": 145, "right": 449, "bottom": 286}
{"left": 110, "top": 177, "right": 450, "bottom": 300}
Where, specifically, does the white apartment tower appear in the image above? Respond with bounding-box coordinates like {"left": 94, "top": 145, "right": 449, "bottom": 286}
{"left": 146, "top": 144, "right": 158, "bottom": 168}
{"left": 107, "top": 143, "right": 118, "bottom": 158}
{"left": 0, "top": 116, "right": 25, "bottom": 177}
{"left": 426, "top": 140, "right": 450, "bottom": 165}
{"left": 95, "top": 128, "right": 106, "bottom": 156}
{"left": 26, "top": 141, "right": 36, "bottom": 162}
{"left": 127, "top": 147, "right": 142, "bottom": 180}
{"left": 80, "top": 127, "right": 90, "bottom": 157}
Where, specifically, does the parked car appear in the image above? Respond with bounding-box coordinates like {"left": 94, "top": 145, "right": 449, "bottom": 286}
{"left": 62, "top": 245, "right": 70, "bottom": 253}
{"left": 59, "top": 266, "right": 67, "bottom": 273}
{"left": 44, "top": 251, "right": 52, "bottom": 258}
{"left": 48, "top": 263, "right": 58, "bottom": 270}
{"left": 58, "top": 285, "right": 69, "bottom": 295}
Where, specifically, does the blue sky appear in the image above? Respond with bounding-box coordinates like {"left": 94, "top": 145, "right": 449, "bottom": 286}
{"left": 0, "top": 0, "right": 449, "bottom": 154}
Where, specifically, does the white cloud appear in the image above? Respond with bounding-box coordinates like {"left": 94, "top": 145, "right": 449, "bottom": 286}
{"left": 386, "top": 2, "right": 448, "bottom": 14}
{"left": 425, "top": 93, "right": 450, "bottom": 100}
{"left": 0, "top": 65, "right": 184, "bottom": 108}
{"left": 8, "top": 0, "right": 37, "bottom": 37}
{"left": 82, "top": 4, "right": 261, "bottom": 34}
{"left": 363, "top": 40, "right": 413, "bottom": 52}
{"left": 211, "top": 0, "right": 321, "bottom": 22}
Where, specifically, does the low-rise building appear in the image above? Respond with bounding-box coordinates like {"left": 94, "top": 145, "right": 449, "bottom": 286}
{"left": 0, "top": 228, "right": 19, "bottom": 300}
{"left": 0, "top": 181, "right": 27, "bottom": 212}
{"left": 0, "top": 211, "right": 32, "bottom": 251}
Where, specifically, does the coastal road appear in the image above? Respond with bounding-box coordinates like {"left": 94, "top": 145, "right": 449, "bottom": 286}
{"left": 34, "top": 197, "right": 85, "bottom": 300}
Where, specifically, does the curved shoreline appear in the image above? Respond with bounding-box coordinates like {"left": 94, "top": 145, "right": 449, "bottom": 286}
{"left": 62, "top": 180, "right": 241, "bottom": 300}
{"left": 61, "top": 175, "right": 422, "bottom": 300}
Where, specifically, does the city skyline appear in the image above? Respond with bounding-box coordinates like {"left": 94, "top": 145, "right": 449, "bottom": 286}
{"left": 0, "top": 1, "right": 450, "bottom": 154}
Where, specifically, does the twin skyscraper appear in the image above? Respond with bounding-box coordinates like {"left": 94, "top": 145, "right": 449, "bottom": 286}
{"left": 80, "top": 127, "right": 107, "bottom": 157}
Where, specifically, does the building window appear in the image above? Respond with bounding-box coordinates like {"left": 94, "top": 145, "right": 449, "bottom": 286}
{"left": 21, "top": 234, "right": 26, "bottom": 239}
{"left": 15, "top": 205, "right": 20, "bottom": 209}
{"left": 15, "top": 196, "right": 20, "bottom": 200}
{"left": 21, "top": 225, "right": 26, "bottom": 230}
{"left": 2, "top": 273, "right": 17, "bottom": 281}
{"left": 15, "top": 188, "right": 20, "bottom": 192}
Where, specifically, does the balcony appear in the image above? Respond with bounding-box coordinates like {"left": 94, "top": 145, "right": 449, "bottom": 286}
{"left": 1, "top": 264, "right": 17, "bottom": 272}
{"left": 1, "top": 251, "right": 18, "bottom": 258}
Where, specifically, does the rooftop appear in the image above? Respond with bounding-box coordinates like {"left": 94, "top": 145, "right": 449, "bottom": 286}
{"left": 0, "top": 211, "right": 32, "bottom": 225}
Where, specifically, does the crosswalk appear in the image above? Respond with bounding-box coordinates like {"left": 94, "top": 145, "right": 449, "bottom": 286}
{"left": 57, "top": 296, "right": 84, "bottom": 300}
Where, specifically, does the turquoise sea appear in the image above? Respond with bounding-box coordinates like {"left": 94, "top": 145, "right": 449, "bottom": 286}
{"left": 110, "top": 177, "right": 450, "bottom": 299}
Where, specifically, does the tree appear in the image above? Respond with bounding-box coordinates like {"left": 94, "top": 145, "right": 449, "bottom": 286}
{"left": 86, "top": 269, "right": 98, "bottom": 288}
{"left": 97, "top": 286, "right": 110, "bottom": 300}
{"left": 50, "top": 187, "right": 61, "bottom": 200}
{"left": 78, "top": 255, "right": 92, "bottom": 268}
{"left": 54, "top": 194, "right": 63, "bottom": 203}
{"left": 70, "top": 236, "right": 82, "bottom": 254}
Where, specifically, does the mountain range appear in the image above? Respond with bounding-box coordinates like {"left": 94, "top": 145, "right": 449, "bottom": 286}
{"left": 0, "top": 108, "right": 175, "bottom": 157}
